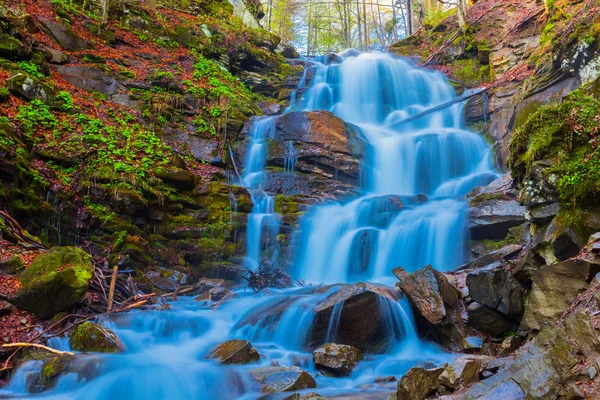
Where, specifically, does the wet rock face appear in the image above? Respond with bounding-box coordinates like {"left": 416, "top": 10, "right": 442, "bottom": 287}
{"left": 312, "top": 343, "right": 362, "bottom": 376}
{"left": 7, "top": 73, "right": 56, "bottom": 104}
{"left": 69, "top": 322, "right": 124, "bottom": 353}
{"left": 309, "top": 283, "right": 400, "bottom": 352}
{"left": 237, "top": 111, "right": 366, "bottom": 199}
{"left": 207, "top": 340, "right": 260, "bottom": 364}
{"left": 249, "top": 366, "right": 317, "bottom": 394}
{"left": 395, "top": 265, "right": 465, "bottom": 352}
{"left": 11, "top": 247, "right": 94, "bottom": 320}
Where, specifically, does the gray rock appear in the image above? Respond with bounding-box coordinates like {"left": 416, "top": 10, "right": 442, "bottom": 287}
{"left": 439, "top": 355, "right": 484, "bottom": 389}
{"left": 521, "top": 259, "right": 600, "bottom": 331}
{"left": 54, "top": 66, "right": 125, "bottom": 95}
{"left": 469, "top": 200, "right": 526, "bottom": 240}
{"left": 467, "top": 302, "right": 516, "bottom": 337}
{"left": 525, "top": 202, "right": 560, "bottom": 224}
{"left": 249, "top": 366, "right": 317, "bottom": 394}
{"left": 467, "top": 265, "right": 528, "bottom": 320}
{"left": 458, "top": 244, "right": 522, "bottom": 272}
{"left": 40, "top": 20, "right": 90, "bottom": 51}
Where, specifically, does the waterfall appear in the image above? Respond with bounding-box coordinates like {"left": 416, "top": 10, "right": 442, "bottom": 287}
{"left": 292, "top": 52, "right": 497, "bottom": 284}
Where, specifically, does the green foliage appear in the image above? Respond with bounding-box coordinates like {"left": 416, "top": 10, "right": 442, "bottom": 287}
{"left": 56, "top": 91, "right": 75, "bottom": 112}
{"left": 17, "top": 61, "right": 45, "bottom": 79}
{"left": 15, "top": 100, "right": 58, "bottom": 141}
{"left": 510, "top": 90, "right": 600, "bottom": 206}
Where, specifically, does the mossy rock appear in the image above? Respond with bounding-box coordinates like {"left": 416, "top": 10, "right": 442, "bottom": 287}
{"left": 0, "top": 254, "right": 24, "bottom": 274}
{"left": 40, "top": 354, "right": 74, "bottom": 389}
{"left": 69, "top": 322, "right": 124, "bottom": 353}
{"left": 7, "top": 73, "right": 56, "bottom": 104}
{"left": 11, "top": 247, "right": 94, "bottom": 319}
{"left": 154, "top": 167, "right": 196, "bottom": 190}
{"left": 0, "top": 33, "right": 28, "bottom": 60}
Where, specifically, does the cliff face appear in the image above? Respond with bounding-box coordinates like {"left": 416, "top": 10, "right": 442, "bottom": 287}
{"left": 0, "top": 0, "right": 302, "bottom": 286}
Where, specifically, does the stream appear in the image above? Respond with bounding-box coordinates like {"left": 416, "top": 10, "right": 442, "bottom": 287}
{"left": 0, "top": 51, "right": 497, "bottom": 399}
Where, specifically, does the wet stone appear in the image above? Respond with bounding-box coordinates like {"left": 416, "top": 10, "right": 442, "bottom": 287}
{"left": 207, "top": 340, "right": 260, "bottom": 365}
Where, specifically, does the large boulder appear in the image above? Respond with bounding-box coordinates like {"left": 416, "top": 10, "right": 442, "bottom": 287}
{"left": 521, "top": 259, "right": 600, "bottom": 331}
{"left": 395, "top": 265, "right": 465, "bottom": 352}
{"left": 54, "top": 66, "right": 125, "bottom": 96}
{"left": 469, "top": 199, "right": 526, "bottom": 240}
{"left": 207, "top": 340, "right": 260, "bottom": 364}
{"left": 40, "top": 20, "right": 90, "bottom": 51}
{"left": 249, "top": 366, "right": 317, "bottom": 394}
{"left": 238, "top": 112, "right": 366, "bottom": 198}
{"left": 309, "top": 283, "right": 401, "bottom": 352}
{"left": 396, "top": 366, "right": 444, "bottom": 400}
{"left": 312, "top": 343, "right": 362, "bottom": 376}
{"left": 467, "top": 302, "right": 516, "bottom": 337}
{"left": 11, "top": 247, "right": 94, "bottom": 319}
{"left": 69, "top": 322, "right": 124, "bottom": 353}
{"left": 467, "top": 264, "right": 528, "bottom": 321}
{"left": 7, "top": 73, "right": 56, "bottom": 104}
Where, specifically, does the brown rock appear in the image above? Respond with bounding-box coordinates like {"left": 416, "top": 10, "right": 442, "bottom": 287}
{"left": 396, "top": 266, "right": 465, "bottom": 351}
{"left": 207, "top": 340, "right": 260, "bottom": 364}
{"left": 312, "top": 343, "right": 362, "bottom": 376}
{"left": 396, "top": 367, "right": 444, "bottom": 400}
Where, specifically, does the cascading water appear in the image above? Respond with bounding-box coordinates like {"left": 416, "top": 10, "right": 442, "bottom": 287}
{"left": 292, "top": 52, "right": 497, "bottom": 284}
{"left": 0, "top": 51, "right": 496, "bottom": 399}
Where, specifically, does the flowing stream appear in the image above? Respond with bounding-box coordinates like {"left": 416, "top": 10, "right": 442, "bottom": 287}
{"left": 0, "top": 52, "right": 497, "bottom": 399}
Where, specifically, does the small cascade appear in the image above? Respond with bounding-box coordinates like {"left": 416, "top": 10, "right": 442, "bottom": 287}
{"left": 325, "top": 300, "right": 345, "bottom": 343}
{"left": 283, "top": 140, "right": 298, "bottom": 174}
{"left": 242, "top": 117, "right": 281, "bottom": 270}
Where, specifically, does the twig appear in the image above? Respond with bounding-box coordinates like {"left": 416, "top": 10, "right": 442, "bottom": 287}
{"left": 228, "top": 143, "right": 243, "bottom": 182}
{"left": 107, "top": 265, "right": 118, "bottom": 311}
{"left": 2, "top": 343, "right": 74, "bottom": 356}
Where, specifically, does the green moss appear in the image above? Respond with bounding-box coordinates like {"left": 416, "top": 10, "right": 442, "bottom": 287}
{"left": 450, "top": 59, "right": 490, "bottom": 86}
{"left": 69, "top": 322, "right": 123, "bottom": 353}
{"left": 41, "top": 354, "right": 74, "bottom": 388}
{"left": 13, "top": 247, "right": 94, "bottom": 319}
{"left": 509, "top": 90, "right": 600, "bottom": 206}
{"left": 469, "top": 192, "right": 505, "bottom": 207}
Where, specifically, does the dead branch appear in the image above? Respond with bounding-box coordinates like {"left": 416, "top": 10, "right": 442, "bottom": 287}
{"left": 2, "top": 343, "right": 74, "bottom": 356}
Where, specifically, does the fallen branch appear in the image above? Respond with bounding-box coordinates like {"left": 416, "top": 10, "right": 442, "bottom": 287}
{"left": 107, "top": 265, "right": 119, "bottom": 311}
{"left": 386, "top": 88, "right": 489, "bottom": 129}
{"left": 228, "top": 143, "right": 243, "bottom": 182}
{"left": 2, "top": 343, "right": 74, "bottom": 356}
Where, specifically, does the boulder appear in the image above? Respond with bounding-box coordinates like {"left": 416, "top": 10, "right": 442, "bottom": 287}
{"left": 395, "top": 266, "right": 465, "bottom": 352}
{"left": 40, "top": 354, "right": 75, "bottom": 389}
{"left": 525, "top": 202, "right": 560, "bottom": 224}
{"left": 457, "top": 244, "right": 522, "bottom": 271}
{"left": 238, "top": 112, "right": 366, "bottom": 194}
{"left": 0, "top": 34, "right": 28, "bottom": 60}
{"left": 312, "top": 343, "right": 362, "bottom": 376}
{"left": 146, "top": 272, "right": 177, "bottom": 292}
{"left": 40, "top": 20, "right": 90, "bottom": 51}
{"left": 249, "top": 366, "right": 317, "bottom": 394}
{"left": 309, "top": 283, "right": 400, "bottom": 352}
{"left": 154, "top": 167, "right": 196, "bottom": 190}
{"left": 396, "top": 366, "right": 444, "bottom": 400}
{"left": 467, "top": 302, "right": 516, "bottom": 337}
{"left": 7, "top": 73, "right": 56, "bottom": 104}
{"left": 439, "top": 355, "right": 485, "bottom": 390}
{"left": 69, "top": 322, "right": 124, "bottom": 353}
{"left": 283, "top": 393, "right": 323, "bottom": 400}
{"left": 54, "top": 66, "right": 125, "bottom": 96}
{"left": 207, "top": 340, "right": 259, "bottom": 364}
{"left": 0, "top": 255, "right": 24, "bottom": 275}
{"left": 469, "top": 200, "right": 526, "bottom": 240}
{"left": 11, "top": 247, "right": 94, "bottom": 319}
{"left": 521, "top": 259, "right": 600, "bottom": 331}
{"left": 466, "top": 265, "right": 528, "bottom": 320}
{"left": 279, "top": 45, "right": 300, "bottom": 59}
